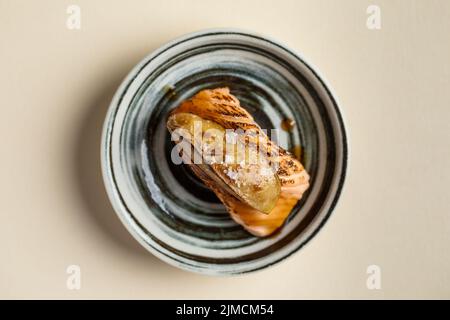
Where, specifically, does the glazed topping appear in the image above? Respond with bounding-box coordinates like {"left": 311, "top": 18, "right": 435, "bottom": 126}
{"left": 167, "top": 112, "right": 280, "bottom": 214}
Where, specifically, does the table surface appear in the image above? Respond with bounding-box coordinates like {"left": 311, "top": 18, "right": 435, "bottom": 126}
{"left": 1, "top": 0, "right": 449, "bottom": 299}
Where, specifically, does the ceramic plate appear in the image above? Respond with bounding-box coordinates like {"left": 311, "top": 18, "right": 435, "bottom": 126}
{"left": 101, "top": 29, "right": 348, "bottom": 275}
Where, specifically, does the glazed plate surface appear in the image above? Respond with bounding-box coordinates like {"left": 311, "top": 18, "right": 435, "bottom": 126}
{"left": 101, "top": 29, "right": 348, "bottom": 275}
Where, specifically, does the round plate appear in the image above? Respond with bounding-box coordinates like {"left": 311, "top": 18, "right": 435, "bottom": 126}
{"left": 101, "top": 29, "right": 348, "bottom": 275}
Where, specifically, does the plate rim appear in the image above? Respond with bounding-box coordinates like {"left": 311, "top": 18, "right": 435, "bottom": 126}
{"left": 101, "top": 28, "right": 349, "bottom": 275}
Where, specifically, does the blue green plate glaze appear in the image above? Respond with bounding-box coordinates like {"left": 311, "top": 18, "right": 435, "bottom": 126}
{"left": 101, "top": 29, "right": 348, "bottom": 275}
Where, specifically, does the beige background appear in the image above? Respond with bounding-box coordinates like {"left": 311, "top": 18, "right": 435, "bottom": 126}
{"left": 1, "top": 0, "right": 449, "bottom": 299}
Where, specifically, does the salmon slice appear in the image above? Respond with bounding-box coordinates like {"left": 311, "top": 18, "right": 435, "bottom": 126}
{"left": 169, "top": 87, "right": 310, "bottom": 236}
